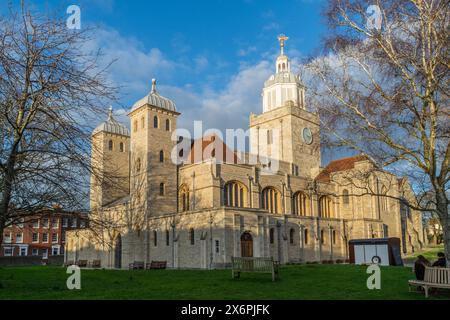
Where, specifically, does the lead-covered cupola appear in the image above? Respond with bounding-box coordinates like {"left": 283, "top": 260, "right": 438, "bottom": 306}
{"left": 262, "top": 34, "right": 306, "bottom": 113}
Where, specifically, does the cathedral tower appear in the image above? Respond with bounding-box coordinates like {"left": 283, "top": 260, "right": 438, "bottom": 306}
{"left": 90, "top": 107, "right": 130, "bottom": 209}
{"left": 250, "top": 35, "right": 321, "bottom": 178}
{"left": 128, "top": 79, "right": 179, "bottom": 216}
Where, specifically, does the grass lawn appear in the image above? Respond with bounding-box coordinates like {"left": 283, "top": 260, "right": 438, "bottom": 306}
{"left": 0, "top": 264, "right": 449, "bottom": 300}
{"left": 403, "top": 244, "right": 445, "bottom": 265}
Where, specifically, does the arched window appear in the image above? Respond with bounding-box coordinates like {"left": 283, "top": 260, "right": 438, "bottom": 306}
{"left": 108, "top": 140, "right": 113, "bottom": 151}
{"left": 119, "top": 142, "right": 124, "bottom": 152}
{"left": 133, "top": 120, "right": 138, "bottom": 132}
{"left": 159, "top": 183, "right": 165, "bottom": 196}
{"left": 153, "top": 116, "right": 159, "bottom": 128}
{"left": 165, "top": 119, "right": 170, "bottom": 131}
{"left": 289, "top": 228, "right": 295, "bottom": 245}
{"left": 293, "top": 192, "right": 309, "bottom": 216}
{"left": 153, "top": 230, "right": 157, "bottom": 247}
{"left": 224, "top": 181, "right": 248, "bottom": 208}
{"left": 141, "top": 116, "right": 145, "bottom": 129}
{"left": 319, "top": 196, "right": 333, "bottom": 218}
{"left": 342, "top": 189, "right": 349, "bottom": 205}
{"left": 282, "top": 63, "right": 286, "bottom": 71}
{"left": 332, "top": 230, "right": 337, "bottom": 245}
{"left": 269, "top": 228, "right": 275, "bottom": 244}
{"left": 189, "top": 228, "right": 195, "bottom": 245}
{"left": 166, "top": 230, "right": 170, "bottom": 246}
{"left": 136, "top": 158, "right": 141, "bottom": 172}
{"left": 262, "top": 187, "right": 281, "bottom": 214}
{"left": 321, "top": 229, "right": 325, "bottom": 244}
{"left": 304, "top": 229, "right": 309, "bottom": 245}
{"left": 159, "top": 150, "right": 164, "bottom": 163}
{"left": 179, "top": 185, "right": 190, "bottom": 212}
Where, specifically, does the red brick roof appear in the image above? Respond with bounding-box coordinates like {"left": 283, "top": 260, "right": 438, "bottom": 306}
{"left": 315, "top": 155, "right": 369, "bottom": 183}
{"left": 186, "top": 134, "right": 240, "bottom": 164}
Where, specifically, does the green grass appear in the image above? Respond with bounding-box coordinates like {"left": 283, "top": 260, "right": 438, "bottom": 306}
{"left": 0, "top": 264, "right": 449, "bottom": 300}
{"left": 403, "top": 244, "right": 445, "bottom": 264}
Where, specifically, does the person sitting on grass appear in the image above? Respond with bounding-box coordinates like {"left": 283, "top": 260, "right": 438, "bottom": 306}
{"left": 414, "top": 255, "right": 430, "bottom": 281}
{"left": 432, "top": 252, "right": 447, "bottom": 267}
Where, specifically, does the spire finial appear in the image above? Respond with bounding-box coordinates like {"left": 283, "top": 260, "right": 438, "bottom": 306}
{"left": 108, "top": 106, "right": 113, "bottom": 120}
{"left": 278, "top": 34, "right": 289, "bottom": 55}
{"left": 151, "top": 78, "right": 157, "bottom": 94}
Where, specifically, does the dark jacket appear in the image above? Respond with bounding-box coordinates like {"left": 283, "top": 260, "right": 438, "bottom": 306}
{"left": 432, "top": 258, "right": 447, "bottom": 267}
{"left": 414, "top": 260, "right": 427, "bottom": 280}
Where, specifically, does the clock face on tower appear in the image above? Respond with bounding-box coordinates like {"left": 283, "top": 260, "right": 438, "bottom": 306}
{"left": 302, "top": 127, "right": 313, "bottom": 145}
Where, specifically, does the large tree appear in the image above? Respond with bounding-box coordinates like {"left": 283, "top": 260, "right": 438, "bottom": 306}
{"left": 306, "top": 0, "right": 449, "bottom": 263}
{"left": 0, "top": 3, "right": 117, "bottom": 244}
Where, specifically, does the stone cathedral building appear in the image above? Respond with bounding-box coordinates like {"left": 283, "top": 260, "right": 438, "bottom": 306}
{"left": 66, "top": 36, "right": 425, "bottom": 269}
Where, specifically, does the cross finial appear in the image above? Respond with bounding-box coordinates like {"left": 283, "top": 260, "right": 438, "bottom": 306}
{"left": 278, "top": 34, "right": 289, "bottom": 55}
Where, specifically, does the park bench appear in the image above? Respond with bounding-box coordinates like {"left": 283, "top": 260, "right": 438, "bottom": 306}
{"left": 76, "top": 260, "right": 88, "bottom": 268}
{"left": 146, "top": 261, "right": 167, "bottom": 270}
{"left": 128, "top": 261, "right": 145, "bottom": 270}
{"left": 408, "top": 267, "right": 450, "bottom": 298}
{"left": 90, "top": 260, "right": 101, "bottom": 268}
{"left": 231, "top": 257, "right": 279, "bottom": 282}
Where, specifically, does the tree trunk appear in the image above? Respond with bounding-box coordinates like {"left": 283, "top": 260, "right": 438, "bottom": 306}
{"left": 436, "top": 191, "right": 449, "bottom": 267}
{"left": 442, "top": 215, "right": 450, "bottom": 267}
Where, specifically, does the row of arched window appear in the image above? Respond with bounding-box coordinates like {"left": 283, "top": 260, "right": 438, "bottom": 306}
{"left": 269, "top": 228, "right": 337, "bottom": 245}
{"left": 107, "top": 140, "right": 125, "bottom": 152}
{"left": 178, "top": 181, "right": 336, "bottom": 218}
{"left": 133, "top": 116, "right": 171, "bottom": 132}
{"left": 151, "top": 228, "right": 195, "bottom": 246}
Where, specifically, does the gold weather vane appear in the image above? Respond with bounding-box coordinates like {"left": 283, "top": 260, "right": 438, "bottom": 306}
{"left": 278, "top": 34, "right": 289, "bottom": 55}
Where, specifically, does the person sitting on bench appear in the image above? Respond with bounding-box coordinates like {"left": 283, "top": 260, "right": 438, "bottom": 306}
{"left": 432, "top": 252, "right": 447, "bottom": 267}
{"left": 414, "top": 255, "right": 430, "bottom": 280}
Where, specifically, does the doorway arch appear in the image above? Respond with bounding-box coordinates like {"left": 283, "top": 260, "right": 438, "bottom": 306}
{"left": 114, "top": 234, "right": 122, "bottom": 269}
{"left": 240, "top": 232, "right": 253, "bottom": 257}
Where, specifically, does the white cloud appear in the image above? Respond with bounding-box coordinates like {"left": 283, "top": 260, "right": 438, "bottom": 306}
{"left": 85, "top": 27, "right": 302, "bottom": 138}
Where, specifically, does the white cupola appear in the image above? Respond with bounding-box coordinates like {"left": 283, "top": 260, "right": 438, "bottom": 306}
{"left": 262, "top": 34, "right": 306, "bottom": 113}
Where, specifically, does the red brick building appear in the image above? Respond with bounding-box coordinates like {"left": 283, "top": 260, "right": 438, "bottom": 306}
{"left": 1, "top": 209, "right": 88, "bottom": 258}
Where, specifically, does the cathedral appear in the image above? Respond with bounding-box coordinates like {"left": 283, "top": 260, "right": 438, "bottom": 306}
{"left": 66, "top": 36, "right": 425, "bottom": 269}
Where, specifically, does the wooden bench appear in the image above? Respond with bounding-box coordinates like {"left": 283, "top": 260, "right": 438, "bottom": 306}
{"left": 128, "top": 261, "right": 145, "bottom": 270}
{"left": 76, "top": 260, "right": 88, "bottom": 268}
{"left": 409, "top": 267, "right": 450, "bottom": 298}
{"left": 146, "top": 261, "right": 167, "bottom": 270}
{"left": 90, "top": 260, "right": 101, "bottom": 268}
{"left": 231, "top": 257, "right": 279, "bottom": 282}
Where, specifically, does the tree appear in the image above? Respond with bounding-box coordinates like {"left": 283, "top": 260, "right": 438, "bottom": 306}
{"left": 306, "top": 0, "right": 449, "bottom": 263}
{"left": 0, "top": 2, "right": 117, "bottom": 245}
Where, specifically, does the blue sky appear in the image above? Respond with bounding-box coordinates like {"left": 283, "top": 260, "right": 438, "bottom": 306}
{"left": 4, "top": 0, "right": 342, "bottom": 162}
